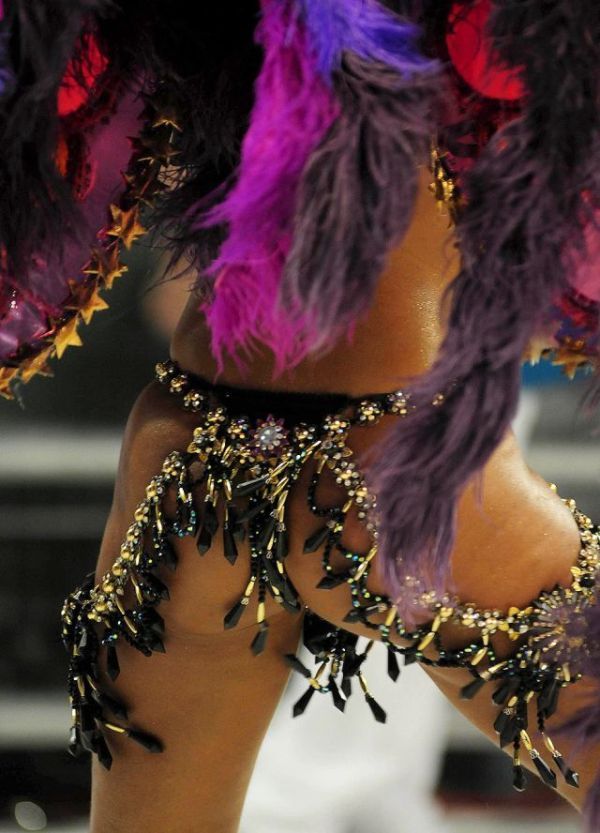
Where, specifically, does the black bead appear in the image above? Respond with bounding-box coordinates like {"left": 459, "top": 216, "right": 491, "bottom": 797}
{"left": 303, "top": 526, "right": 330, "bottom": 554}
{"left": 538, "top": 678, "right": 559, "bottom": 718}
{"left": 513, "top": 765, "right": 527, "bottom": 792}
{"left": 553, "top": 753, "right": 580, "bottom": 788}
{"left": 145, "top": 632, "right": 166, "bottom": 654}
{"left": 531, "top": 754, "right": 557, "bottom": 789}
{"left": 251, "top": 625, "right": 269, "bottom": 656}
{"left": 292, "top": 686, "right": 316, "bottom": 717}
{"left": 127, "top": 729, "right": 164, "bottom": 754}
{"left": 106, "top": 645, "right": 120, "bottom": 681}
{"left": 387, "top": 649, "right": 401, "bottom": 682}
{"left": 494, "top": 711, "right": 520, "bottom": 748}
{"left": 460, "top": 676, "right": 487, "bottom": 700}
{"left": 343, "top": 608, "right": 364, "bottom": 624}
{"left": 284, "top": 654, "right": 311, "bottom": 679}
{"left": 224, "top": 601, "right": 246, "bottom": 630}
{"left": 317, "top": 573, "right": 348, "bottom": 590}
{"left": 365, "top": 694, "right": 387, "bottom": 724}
{"left": 223, "top": 526, "right": 239, "bottom": 565}
{"left": 329, "top": 678, "right": 346, "bottom": 713}
{"left": 402, "top": 647, "right": 419, "bottom": 666}
{"left": 197, "top": 525, "right": 213, "bottom": 555}
{"left": 203, "top": 501, "right": 219, "bottom": 536}
{"left": 276, "top": 530, "right": 289, "bottom": 560}
{"left": 94, "top": 734, "right": 113, "bottom": 770}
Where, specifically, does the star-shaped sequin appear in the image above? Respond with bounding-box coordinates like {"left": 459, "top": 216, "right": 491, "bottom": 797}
{"left": 107, "top": 205, "right": 147, "bottom": 250}
{"left": 84, "top": 246, "right": 129, "bottom": 290}
{"left": 55, "top": 316, "right": 83, "bottom": 359}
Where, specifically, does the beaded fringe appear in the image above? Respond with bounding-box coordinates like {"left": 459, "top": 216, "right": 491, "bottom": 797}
{"left": 63, "top": 361, "right": 599, "bottom": 794}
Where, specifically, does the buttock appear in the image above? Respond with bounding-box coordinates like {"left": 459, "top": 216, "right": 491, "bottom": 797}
{"left": 62, "top": 359, "right": 600, "bottom": 792}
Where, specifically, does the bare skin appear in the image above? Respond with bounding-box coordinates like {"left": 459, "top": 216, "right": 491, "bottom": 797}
{"left": 91, "top": 169, "right": 599, "bottom": 831}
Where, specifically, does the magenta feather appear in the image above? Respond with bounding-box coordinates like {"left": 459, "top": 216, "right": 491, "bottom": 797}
{"left": 199, "top": 0, "right": 339, "bottom": 371}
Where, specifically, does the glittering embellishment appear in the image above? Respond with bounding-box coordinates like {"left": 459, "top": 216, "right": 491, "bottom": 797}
{"left": 252, "top": 416, "right": 289, "bottom": 456}
{"left": 62, "top": 360, "right": 599, "bottom": 794}
{"left": 0, "top": 91, "right": 184, "bottom": 399}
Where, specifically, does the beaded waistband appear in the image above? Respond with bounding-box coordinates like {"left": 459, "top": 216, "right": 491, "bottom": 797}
{"left": 62, "top": 359, "right": 599, "bottom": 795}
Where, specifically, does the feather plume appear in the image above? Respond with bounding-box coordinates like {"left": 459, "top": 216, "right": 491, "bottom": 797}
{"left": 374, "top": 0, "right": 600, "bottom": 597}
{"left": 199, "top": 0, "right": 340, "bottom": 370}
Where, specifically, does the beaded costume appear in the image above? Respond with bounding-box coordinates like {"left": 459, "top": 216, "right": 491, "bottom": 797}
{"left": 1, "top": 0, "right": 599, "bottom": 827}
{"left": 62, "top": 359, "right": 600, "bottom": 797}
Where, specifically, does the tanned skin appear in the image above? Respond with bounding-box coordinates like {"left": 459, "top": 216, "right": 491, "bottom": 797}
{"left": 91, "top": 170, "right": 599, "bottom": 832}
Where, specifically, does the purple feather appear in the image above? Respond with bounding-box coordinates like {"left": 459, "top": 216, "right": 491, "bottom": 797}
{"left": 199, "top": 0, "right": 340, "bottom": 370}
{"left": 373, "top": 0, "right": 600, "bottom": 601}
{"left": 296, "top": 0, "right": 432, "bottom": 77}
{"left": 278, "top": 0, "right": 440, "bottom": 355}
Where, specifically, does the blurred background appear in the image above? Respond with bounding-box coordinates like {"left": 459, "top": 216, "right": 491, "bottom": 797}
{"left": 0, "top": 246, "right": 595, "bottom": 832}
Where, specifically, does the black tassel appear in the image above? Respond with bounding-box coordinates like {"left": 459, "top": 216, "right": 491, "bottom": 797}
{"left": 317, "top": 573, "right": 349, "bottom": 590}
{"left": 223, "top": 525, "right": 239, "bottom": 565}
{"left": 94, "top": 734, "right": 113, "bottom": 771}
{"left": 387, "top": 648, "right": 401, "bottom": 682}
{"left": 531, "top": 754, "right": 557, "bottom": 789}
{"left": 197, "top": 525, "right": 213, "bottom": 555}
{"left": 553, "top": 752, "right": 580, "bottom": 788}
{"left": 513, "top": 764, "right": 527, "bottom": 792}
{"left": 203, "top": 501, "right": 219, "bottom": 536}
{"left": 127, "top": 729, "right": 164, "bottom": 754}
{"left": 460, "top": 676, "right": 486, "bottom": 700}
{"left": 494, "top": 709, "right": 520, "bottom": 748}
{"left": 365, "top": 693, "right": 387, "bottom": 724}
{"left": 538, "top": 678, "right": 560, "bottom": 718}
{"left": 329, "top": 677, "right": 347, "bottom": 713}
{"left": 275, "top": 530, "right": 289, "bottom": 560}
{"left": 292, "top": 686, "right": 316, "bottom": 717}
{"left": 251, "top": 624, "right": 269, "bottom": 656}
{"left": 303, "top": 526, "right": 330, "bottom": 554}
{"left": 284, "top": 654, "right": 312, "bottom": 679}
{"left": 224, "top": 600, "right": 246, "bottom": 630}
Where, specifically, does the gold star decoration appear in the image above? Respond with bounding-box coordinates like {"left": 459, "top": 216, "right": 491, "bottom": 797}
{"left": 0, "top": 366, "right": 19, "bottom": 399}
{"left": 121, "top": 172, "right": 157, "bottom": 209}
{"left": 79, "top": 284, "right": 109, "bottom": 325}
{"left": 552, "top": 348, "right": 590, "bottom": 380}
{"left": 55, "top": 315, "right": 83, "bottom": 359}
{"left": 152, "top": 110, "right": 183, "bottom": 132}
{"left": 135, "top": 134, "right": 181, "bottom": 167}
{"left": 84, "top": 246, "right": 129, "bottom": 290}
{"left": 107, "top": 205, "right": 147, "bottom": 250}
{"left": 19, "top": 348, "right": 54, "bottom": 384}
